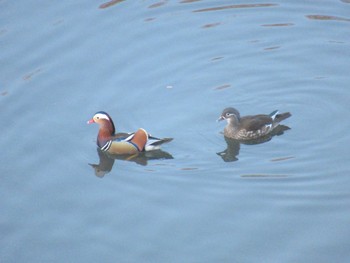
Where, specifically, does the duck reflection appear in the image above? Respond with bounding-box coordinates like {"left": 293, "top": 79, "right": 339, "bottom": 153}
{"left": 217, "top": 125, "right": 290, "bottom": 162}
{"left": 89, "top": 148, "right": 174, "bottom": 177}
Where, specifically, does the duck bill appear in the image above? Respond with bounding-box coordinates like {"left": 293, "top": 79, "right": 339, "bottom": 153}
{"left": 217, "top": 116, "right": 225, "bottom": 122}
{"left": 87, "top": 118, "right": 95, "bottom": 124}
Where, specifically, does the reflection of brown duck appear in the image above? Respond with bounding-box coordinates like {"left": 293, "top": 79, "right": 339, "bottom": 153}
{"left": 218, "top": 107, "right": 291, "bottom": 140}
{"left": 89, "top": 148, "right": 174, "bottom": 178}
{"left": 217, "top": 137, "right": 240, "bottom": 162}
{"left": 88, "top": 111, "right": 172, "bottom": 155}
{"left": 217, "top": 125, "right": 291, "bottom": 162}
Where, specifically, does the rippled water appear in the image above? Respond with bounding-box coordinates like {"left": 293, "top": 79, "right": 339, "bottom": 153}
{"left": 1, "top": 1, "right": 350, "bottom": 262}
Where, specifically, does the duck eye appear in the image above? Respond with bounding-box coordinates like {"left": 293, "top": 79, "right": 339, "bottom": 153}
{"left": 96, "top": 116, "right": 100, "bottom": 119}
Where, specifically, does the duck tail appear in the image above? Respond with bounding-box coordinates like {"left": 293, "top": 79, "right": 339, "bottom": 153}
{"left": 145, "top": 136, "right": 173, "bottom": 151}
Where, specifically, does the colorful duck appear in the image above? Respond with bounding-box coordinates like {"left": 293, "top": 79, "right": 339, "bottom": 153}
{"left": 88, "top": 111, "right": 172, "bottom": 155}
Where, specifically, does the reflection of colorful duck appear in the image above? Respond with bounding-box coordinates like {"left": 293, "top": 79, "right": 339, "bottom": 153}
{"left": 89, "top": 148, "right": 174, "bottom": 178}
{"left": 88, "top": 111, "right": 172, "bottom": 155}
{"left": 218, "top": 107, "right": 291, "bottom": 140}
{"left": 89, "top": 148, "right": 115, "bottom": 178}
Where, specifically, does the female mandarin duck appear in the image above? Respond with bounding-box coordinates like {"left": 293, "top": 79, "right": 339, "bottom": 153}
{"left": 218, "top": 107, "right": 291, "bottom": 140}
{"left": 88, "top": 111, "right": 172, "bottom": 155}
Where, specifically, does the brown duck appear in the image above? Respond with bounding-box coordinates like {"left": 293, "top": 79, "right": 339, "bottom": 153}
{"left": 218, "top": 107, "right": 291, "bottom": 140}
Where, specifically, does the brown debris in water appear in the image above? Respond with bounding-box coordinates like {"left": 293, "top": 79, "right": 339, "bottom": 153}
{"left": 306, "top": 14, "right": 350, "bottom": 22}
{"left": 264, "top": 46, "right": 280, "bottom": 51}
{"left": 99, "top": 0, "right": 125, "bottom": 9}
{"left": 270, "top": 156, "right": 295, "bottom": 162}
{"left": 211, "top": 56, "right": 224, "bottom": 61}
{"left": 180, "top": 0, "right": 202, "bottom": 3}
{"left": 214, "top": 84, "right": 231, "bottom": 90}
{"left": 23, "top": 68, "right": 42, "bottom": 81}
{"left": 193, "top": 3, "right": 277, "bottom": 13}
{"left": 149, "top": 1, "right": 167, "bottom": 9}
{"left": 202, "top": 22, "right": 221, "bottom": 28}
{"left": 261, "top": 23, "right": 294, "bottom": 27}
{"left": 144, "top": 17, "right": 156, "bottom": 22}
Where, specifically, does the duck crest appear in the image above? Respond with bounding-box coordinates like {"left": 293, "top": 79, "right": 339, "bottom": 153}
{"left": 95, "top": 111, "right": 116, "bottom": 134}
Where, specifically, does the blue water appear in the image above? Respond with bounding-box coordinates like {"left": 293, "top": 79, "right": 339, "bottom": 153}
{"left": 1, "top": 1, "right": 350, "bottom": 262}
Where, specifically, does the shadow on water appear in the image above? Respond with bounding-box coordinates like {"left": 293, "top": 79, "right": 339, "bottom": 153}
{"left": 217, "top": 125, "right": 291, "bottom": 162}
{"left": 89, "top": 148, "right": 173, "bottom": 178}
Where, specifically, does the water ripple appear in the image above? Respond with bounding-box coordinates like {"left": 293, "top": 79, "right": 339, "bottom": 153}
{"left": 99, "top": 0, "right": 125, "bottom": 9}
{"left": 193, "top": 3, "right": 278, "bottom": 12}
{"left": 306, "top": 14, "right": 350, "bottom": 22}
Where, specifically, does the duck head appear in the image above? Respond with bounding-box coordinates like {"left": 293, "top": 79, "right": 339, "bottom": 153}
{"left": 88, "top": 111, "right": 116, "bottom": 147}
{"left": 218, "top": 107, "right": 241, "bottom": 124}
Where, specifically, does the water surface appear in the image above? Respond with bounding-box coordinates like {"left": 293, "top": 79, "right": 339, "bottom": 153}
{"left": 1, "top": 0, "right": 350, "bottom": 262}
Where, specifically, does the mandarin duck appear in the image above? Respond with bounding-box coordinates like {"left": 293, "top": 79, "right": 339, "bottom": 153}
{"left": 218, "top": 107, "right": 291, "bottom": 140}
{"left": 88, "top": 111, "right": 172, "bottom": 155}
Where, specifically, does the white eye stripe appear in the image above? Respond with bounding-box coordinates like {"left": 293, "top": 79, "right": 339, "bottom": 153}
{"left": 94, "top": 113, "right": 109, "bottom": 120}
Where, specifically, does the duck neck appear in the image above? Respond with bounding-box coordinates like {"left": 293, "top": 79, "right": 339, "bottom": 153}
{"left": 97, "top": 121, "right": 115, "bottom": 148}
{"left": 226, "top": 117, "right": 240, "bottom": 131}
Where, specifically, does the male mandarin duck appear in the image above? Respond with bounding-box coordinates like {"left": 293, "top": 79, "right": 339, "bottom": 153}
{"left": 88, "top": 111, "right": 172, "bottom": 155}
{"left": 218, "top": 107, "right": 291, "bottom": 140}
